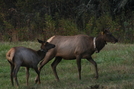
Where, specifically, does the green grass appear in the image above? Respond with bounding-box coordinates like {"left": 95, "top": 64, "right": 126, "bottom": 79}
{"left": 0, "top": 42, "right": 134, "bottom": 89}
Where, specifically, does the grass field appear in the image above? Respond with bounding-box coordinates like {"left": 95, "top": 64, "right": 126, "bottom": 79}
{"left": 0, "top": 41, "right": 134, "bottom": 89}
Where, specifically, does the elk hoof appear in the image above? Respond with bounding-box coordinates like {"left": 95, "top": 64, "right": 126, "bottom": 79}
{"left": 94, "top": 76, "right": 98, "bottom": 79}
{"left": 56, "top": 78, "right": 60, "bottom": 82}
{"left": 38, "top": 81, "right": 41, "bottom": 84}
{"left": 35, "top": 79, "right": 38, "bottom": 84}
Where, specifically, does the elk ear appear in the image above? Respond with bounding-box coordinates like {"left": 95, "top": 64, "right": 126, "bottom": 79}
{"left": 102, "top": 28, "right": 109, "bottom": 34}
{"left": 37, "top": 39, "right": 46, "bottom": 44}
{"left": 101, "top": 27, "right": 106, "bottom": 35}
{"left": 37, "top": 39, "right": 43, "bottom": 43}
{"left": 101, "top": 31, "right": 104, "bottom": 35}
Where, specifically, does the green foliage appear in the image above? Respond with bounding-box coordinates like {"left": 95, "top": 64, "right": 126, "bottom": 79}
{"left": 43, "top": 14, "right": 79, "bottom": 40}
{"left": 85, "top": 14, "right": 120, "bottom": 36}
{"left": 58, "top": 19, "right": 78, "bottom": 36}
{"left": 0, "top": 0, "right": 133, "bottom": 42}
{"left": 3, "top": 21, "right": 14, "bottom": 30}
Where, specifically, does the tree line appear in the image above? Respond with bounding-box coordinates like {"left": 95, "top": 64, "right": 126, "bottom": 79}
{"left": 0, "top": 0, "right": 134, "bottom": 43}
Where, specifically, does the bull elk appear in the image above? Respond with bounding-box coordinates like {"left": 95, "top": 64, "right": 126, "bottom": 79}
{"left": 35, "top": 29, "right": 118, "bottom": 82}
{"left": 6, "top": 39, "right": 55, "bottom": 86}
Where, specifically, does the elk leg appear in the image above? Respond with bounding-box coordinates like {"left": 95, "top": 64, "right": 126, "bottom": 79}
{"left": 76, "top": 55, "right": 82, "bottom": 80}
{"left": 35, "top": 59, "right": 50, "bottom": 83}
{"left": 35, "top": 55, "right": 54, "bottom": 83}
{"left": 38, "top": 54, "right": 55, "bottom": 71}
{"left": 51, "top": 57, "right": 62, "bottom": 81}
{"left": 25, "top": 67, "right": 29, "bottom": 86}
{"left": 9, "top": 61, "right": 14, "bottom": 86}
{"left": 87, "top": 57, "right": 98, "bottom": 79}
{"left": 34, "top": 67, "right": 40, "bottom": 84}
{"left": 13, "top": 65, "right": 20, "bottom": 86}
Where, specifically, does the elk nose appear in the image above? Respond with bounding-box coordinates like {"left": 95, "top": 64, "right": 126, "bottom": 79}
{"left": 52, "top": 45, "right": 55, "bottom": 48}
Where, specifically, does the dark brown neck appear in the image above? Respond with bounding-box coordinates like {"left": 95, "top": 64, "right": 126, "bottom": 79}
{"left": 37, "top": 50, "right": 47, "bottom": 61}
{"left": 95, "top": 35, "right": 107, "bottom": 53}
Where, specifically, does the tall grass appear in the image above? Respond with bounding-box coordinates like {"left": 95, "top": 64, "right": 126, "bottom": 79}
{"left": 0, "top": 42, "right": 134, "bottom": 89}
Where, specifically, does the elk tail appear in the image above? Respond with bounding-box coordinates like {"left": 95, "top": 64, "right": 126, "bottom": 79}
{"left": 6, "top": 48, "right": 15, "bottom": 63}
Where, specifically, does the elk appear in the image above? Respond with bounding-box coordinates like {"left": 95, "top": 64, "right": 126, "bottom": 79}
{"left": 35, "top": 29, "right": 118, "bottom": 82}
{"left": 6, "top": 39, "right": 55, "bottom": 86}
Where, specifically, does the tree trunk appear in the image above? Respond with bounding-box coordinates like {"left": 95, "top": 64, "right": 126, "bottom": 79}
{"left": 11, "top": 29, "right": 18, "bottom": 42}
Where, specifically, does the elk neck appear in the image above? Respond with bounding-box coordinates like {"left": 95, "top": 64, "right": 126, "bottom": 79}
{"left": 93, "top": 35, "right": 107, "bottom": 53}
{"left": 37, "top": 49, "right": 47, "bottom": 60}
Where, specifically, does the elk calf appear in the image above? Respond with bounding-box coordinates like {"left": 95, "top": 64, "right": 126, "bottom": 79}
{"left": 6, "top": 39, "right": 55, "bottom": 86}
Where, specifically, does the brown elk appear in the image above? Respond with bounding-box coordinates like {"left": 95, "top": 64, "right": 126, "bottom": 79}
{"left": 6, "top": 39, "right": 55, "bottom": 86}
{"left": 35, "top": 29, "right": 118, "bottom": 82}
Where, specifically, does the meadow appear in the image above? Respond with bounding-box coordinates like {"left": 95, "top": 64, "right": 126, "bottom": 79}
{"left": 0, "top": 41, "right": 134, "bottom": 89}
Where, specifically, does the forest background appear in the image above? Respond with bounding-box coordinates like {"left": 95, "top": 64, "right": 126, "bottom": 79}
{"left": 0, "top": 0, "right": 134, "bottom": 43}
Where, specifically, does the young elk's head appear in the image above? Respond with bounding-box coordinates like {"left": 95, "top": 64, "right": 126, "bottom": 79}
{"left": 37, "top": 39, "right": 55, "bottom": 52}
{"left": 101, "top": 29, "right": 118, "bottom": 43}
